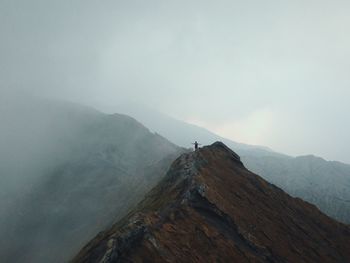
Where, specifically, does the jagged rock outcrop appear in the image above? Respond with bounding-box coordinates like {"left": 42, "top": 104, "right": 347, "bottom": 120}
{"left": 72, "top": 142, "right": 350, "bottom": 263}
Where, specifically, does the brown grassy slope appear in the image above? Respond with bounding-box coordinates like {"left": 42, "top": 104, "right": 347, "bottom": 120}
{"left": 72, "top": 142, "right": 350, "bottom": 263}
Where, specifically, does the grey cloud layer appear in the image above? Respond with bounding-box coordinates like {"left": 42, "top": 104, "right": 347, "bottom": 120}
{"left": 1, "top": 0, "right": 349, "bottom": 162}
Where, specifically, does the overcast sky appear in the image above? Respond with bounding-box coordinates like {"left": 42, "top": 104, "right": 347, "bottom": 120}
{"left": 1, "top": 0, "right": 349, "bottom": 163}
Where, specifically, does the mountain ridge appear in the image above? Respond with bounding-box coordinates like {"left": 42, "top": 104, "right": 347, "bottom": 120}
{"left": 112, "top": 103, "right": 350, "bottom": 223}
{"left": 0, "top": 98, "right": 184, "bottom": 263}
{"left": 72, "top": 142, "right": 350, "bottom": 263}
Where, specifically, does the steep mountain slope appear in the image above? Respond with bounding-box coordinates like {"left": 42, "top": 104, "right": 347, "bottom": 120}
{"left": 115, "top": 103, "right": 350, "bottom": 223}
{"left": 72, "top": 142, "right": 350, "bottom": 263}
{"left": 243, "top": 155, "right": 350, "bottom": 224}
{"left": 0, "top": 98, "right": 183, "bottom": 263}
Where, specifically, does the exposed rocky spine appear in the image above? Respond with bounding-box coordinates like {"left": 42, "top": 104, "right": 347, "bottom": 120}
{"left": 72, "top": 142, "right": 350, "bottom": 263}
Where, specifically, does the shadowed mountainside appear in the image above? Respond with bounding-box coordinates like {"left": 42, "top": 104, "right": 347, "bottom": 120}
{"left": 72, "top": 142, "right": 350, "bottom": 263}
{"left": 0, "top": 98, "right": 184, "bottom": 263}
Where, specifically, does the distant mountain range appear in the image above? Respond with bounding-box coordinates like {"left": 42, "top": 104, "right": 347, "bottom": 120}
{"left": 114, "top": 102, "right": 277, "bottom": 156}
{"left": 72, "top": 142, "right": 350, "bottom": 263}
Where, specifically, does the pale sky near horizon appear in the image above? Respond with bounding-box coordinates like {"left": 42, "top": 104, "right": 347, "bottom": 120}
{"left": 1, "top": 0, "right": 350, "bottom": 163}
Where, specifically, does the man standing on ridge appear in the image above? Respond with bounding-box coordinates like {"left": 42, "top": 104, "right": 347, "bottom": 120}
{"left": 192, "top": 141, "right": 201, "bottom": 151}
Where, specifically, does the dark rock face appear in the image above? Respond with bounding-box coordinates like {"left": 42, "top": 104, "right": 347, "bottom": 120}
{"left": 72, "top": 142, "right": 350, "bottom": 263}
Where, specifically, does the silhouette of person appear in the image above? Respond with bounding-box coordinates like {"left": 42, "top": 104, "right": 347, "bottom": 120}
{"left": 192, "top": 141, "right": 201, "bottom": 151}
